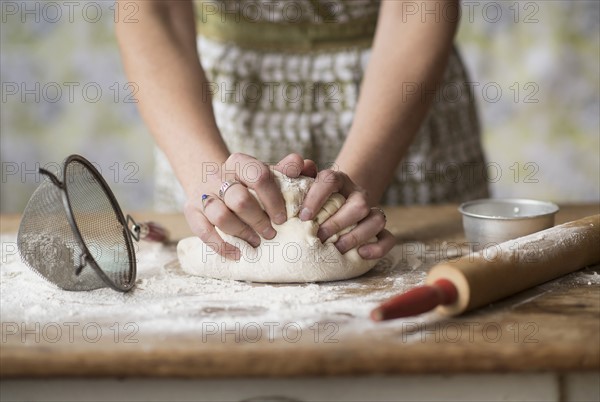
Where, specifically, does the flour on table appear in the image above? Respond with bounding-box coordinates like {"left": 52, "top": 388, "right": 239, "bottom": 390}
{"left": 2, "top": 232, "right": 599, "bottom": 341}
{"left": 18, "top": 233, "right": 106, "bottom": 291}
{"left": 178, "top": 171, "right": 378, "bottom": 283}
{"left": 0, "top": 233, "right": 427, "bottom": 338}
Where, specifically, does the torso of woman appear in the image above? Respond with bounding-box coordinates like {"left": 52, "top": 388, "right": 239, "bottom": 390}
{"left": 154, "top": 0, "right": 489, "bottom": 211}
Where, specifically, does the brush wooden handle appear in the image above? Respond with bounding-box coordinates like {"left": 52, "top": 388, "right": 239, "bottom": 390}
{"left": 140, "top": 221, "right": 170, "bottom": 243}
{"left": 426, "top": 215, "right": 600, "bottom": 316}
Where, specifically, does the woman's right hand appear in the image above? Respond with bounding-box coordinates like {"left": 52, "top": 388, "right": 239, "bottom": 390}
{"left": 183, "top": 153, "right": 317, "bottom": 260}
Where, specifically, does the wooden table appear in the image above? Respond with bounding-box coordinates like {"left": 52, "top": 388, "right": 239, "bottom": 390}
{"left": 1, "top": 205, "right": 599, "bottom": 402}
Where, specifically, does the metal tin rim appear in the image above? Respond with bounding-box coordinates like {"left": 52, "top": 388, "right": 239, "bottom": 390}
{"left": 458, "top": 198, "right": 560, "bottom": 221}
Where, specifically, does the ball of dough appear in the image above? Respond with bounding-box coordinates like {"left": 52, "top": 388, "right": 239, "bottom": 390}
{"left": 177, "top": 171, "right": 379, "bottom": 283}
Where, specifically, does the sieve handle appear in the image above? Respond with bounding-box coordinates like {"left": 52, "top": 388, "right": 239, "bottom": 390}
{"left": 127, "top": 215, "right": 169, "bottom": 243}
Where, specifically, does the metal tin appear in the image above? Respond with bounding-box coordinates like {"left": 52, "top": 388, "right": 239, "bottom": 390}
{"left": 458, "top": 198, "right": 560, "bottom": 248}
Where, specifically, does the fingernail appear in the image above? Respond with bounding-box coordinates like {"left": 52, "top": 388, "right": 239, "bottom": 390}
{"left": 358, "top": 247, "right": 372, "bottom": 259}
{"left": 274, "top": 212, "right": 286, "bottom": 225}
{"left": 262, "top": 226, "right": 276, "bottom": 239}
{"left": 249, "top": 234, "right": 261, "bottom": 247}
{"left": 317, "top": 227, "right": 329, "bottom": 242}
{"left": 299, "top": 208, "right": 312, "bottom": 221}
{"left": 335, "top": 239, "right": 349, "bottom": 254}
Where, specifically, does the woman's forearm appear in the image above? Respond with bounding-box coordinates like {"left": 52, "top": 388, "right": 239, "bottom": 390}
{"left": 336, "top": 0, "right": 460, "bottom": 205}
{"left": 115, "top": 0, "right": 229, "bottom": 195}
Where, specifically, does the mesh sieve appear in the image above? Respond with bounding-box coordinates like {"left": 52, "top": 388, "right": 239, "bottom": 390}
{"left": 17, "top": 154, "right": 167, "bottom": 292}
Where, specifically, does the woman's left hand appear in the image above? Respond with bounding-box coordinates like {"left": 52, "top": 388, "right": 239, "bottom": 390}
{"left": 298, "top": 169, "right": 395, "bottom": 259}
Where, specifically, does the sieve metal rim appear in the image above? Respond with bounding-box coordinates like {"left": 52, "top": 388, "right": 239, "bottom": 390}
{"left": 54, "top": 154, "right": 137, "bottom": 292}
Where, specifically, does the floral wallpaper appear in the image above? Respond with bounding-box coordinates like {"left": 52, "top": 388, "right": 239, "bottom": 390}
{"left": 1, "top": 1, "right": 598, "bottom": 213}
{"left": 456, "top": 0, "right": 599, "bottom": 202}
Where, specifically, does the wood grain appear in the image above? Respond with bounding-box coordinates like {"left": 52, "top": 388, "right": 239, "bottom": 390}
{"left": 1, "top": 204, "right": 599, "bottom": 378}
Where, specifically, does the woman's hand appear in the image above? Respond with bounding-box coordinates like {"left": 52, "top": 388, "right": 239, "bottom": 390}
{"left": 299, "top": 169, "right": 395, "bottom": 260}
{"left": 184, "top": 153, "right": 317, "bottom": 260}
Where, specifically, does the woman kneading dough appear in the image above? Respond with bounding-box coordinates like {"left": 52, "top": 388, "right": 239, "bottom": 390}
{"left": 115, "top": 0, "right": 489, "bottom": 281}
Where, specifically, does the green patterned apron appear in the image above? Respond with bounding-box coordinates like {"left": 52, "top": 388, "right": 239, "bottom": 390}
{"left": 154, "top": 0, "right": 489, "bottom": 210}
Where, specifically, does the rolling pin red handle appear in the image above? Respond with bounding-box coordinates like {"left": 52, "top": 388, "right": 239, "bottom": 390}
{"left": 370, "top": 279, "right": 458, "bottom": 321}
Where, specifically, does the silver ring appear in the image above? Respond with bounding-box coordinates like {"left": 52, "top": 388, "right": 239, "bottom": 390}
{"left": 218, "top": 180, "right": 242, "bottom": 199}
{"left": 372, "top": 207, "right": 387, "bottom": 222}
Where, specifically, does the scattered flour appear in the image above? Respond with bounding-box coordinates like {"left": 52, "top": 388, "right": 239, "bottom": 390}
{"left": 2, "top": 231, "right": 598, "bottom": 340}
{"left": 1, "top": 234, "right": 433, "bottom": 338}
{"left": 17, "top": 233, "right": 106, "bottom": 291}
{"left": 475, "top": 223, "right": 597, "bottom": 264}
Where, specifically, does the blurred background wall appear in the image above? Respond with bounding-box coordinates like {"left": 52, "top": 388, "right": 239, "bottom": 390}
{"left": 1, "top": 0, "right": 599, "bottom": 213}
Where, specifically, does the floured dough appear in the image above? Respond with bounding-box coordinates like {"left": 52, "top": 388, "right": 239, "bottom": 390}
{"left": 177, "top": 171, "right": 379, "bottom": 283}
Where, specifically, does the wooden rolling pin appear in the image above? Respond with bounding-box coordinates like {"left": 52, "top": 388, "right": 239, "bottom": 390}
{"left": 372, "top": 215, "right": 600, "bottom": 320}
